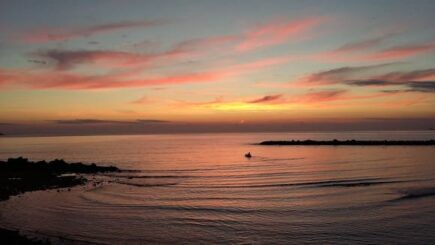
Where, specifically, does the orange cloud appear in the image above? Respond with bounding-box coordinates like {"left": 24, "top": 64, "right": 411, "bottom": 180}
{"left": 20, "top": 20, "right": 165, "bottom": 43}
{"left": 244, "top": 91, "right": 348, "bottom": 105}
{"left": 289, "top": 90, "right": 347, "bottom": 103}
{"left": 176, "top": 89, "right": 394, "bottom": 111}
{"left": 173, "top": 89, "right": 410, "bottom": 114}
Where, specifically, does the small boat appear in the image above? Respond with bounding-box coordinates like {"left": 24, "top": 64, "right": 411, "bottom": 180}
{"left": 244, "top": 152, "right": 252, "bottom": 158}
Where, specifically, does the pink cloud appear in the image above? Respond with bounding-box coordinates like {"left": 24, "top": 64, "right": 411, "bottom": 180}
{"left": 313, "top": 41, "right": 435, "bottom": 63}
{"left": 0, "top": 56, "right": 290, "bottom": 90}
{"left": 21, "top": 20, "right": 165, "bottom": 43}
{"left": 27, "top": 16, "right": 324, "bottom": 72}
{"left": 236, "top": 17, "right": 326, "bottom": 52}
{"left": 358, "top": 44, "right": 435, "bottom": 61}
{"left": 171, "top": 16, "right": 327, "bottom": 54}
{"left": 33, "top": 35, "right": 240, "bottom": 70}
{"left": 36, "top": 71, "right": 224, "bottom": 90}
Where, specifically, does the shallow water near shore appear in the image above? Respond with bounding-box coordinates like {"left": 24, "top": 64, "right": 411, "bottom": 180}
{"left": 1, "top": 131, "right": 435, "bottom": 244}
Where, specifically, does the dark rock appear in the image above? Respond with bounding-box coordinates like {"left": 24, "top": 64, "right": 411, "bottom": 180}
{"left": 0, "top": 157, "right": 121, "bottom": 243}
{"left": 0, "top": 228, "right": 49, "bottom": 244}
{"left": 0, "top": 157, "right": 120, "bottom": 201}
{"left": 259, "top": 139, "right": 435, "bottom": 146}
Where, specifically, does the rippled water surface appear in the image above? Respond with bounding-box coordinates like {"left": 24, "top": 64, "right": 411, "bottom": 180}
{"left": 1, "top": 131, "right": 435, "bottom": 244}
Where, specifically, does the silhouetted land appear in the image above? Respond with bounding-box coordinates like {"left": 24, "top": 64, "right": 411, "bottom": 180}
{"left": 0, "top": 229, "right": 50, "bottom": 245}
{"left": 259, "top": 139, "right": 435, "bottom": 146}
{"left": 0, "top": 157, "right": 119, "bottom": 201}
{"left": 0, "top": 157, "right": 120, "bottom": 244}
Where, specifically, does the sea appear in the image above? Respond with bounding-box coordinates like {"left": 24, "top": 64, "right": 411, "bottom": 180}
{"left": 0, "top": 131, "right": 434, "bottom": 244}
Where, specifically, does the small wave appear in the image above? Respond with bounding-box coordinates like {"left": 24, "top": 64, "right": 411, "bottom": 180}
{"left": 111, "top": 181, "right": 178, "bottom": 188}
{"left": 125, "top": 168, "right": 219, "bottom": 173}
{"left": 103, "top": 174, "right": 193, "bottom": 179}
{"left": 111, "top": 204, "right": 280, "bottom": 215}
{"left": 179, "top": 178, "right": 403, "bottom": 189}
{"left": 313, "top": 179, "right": 403, "bottom": 188}
{"left": 252, "top": 157, "right": 305, "bottom": 162}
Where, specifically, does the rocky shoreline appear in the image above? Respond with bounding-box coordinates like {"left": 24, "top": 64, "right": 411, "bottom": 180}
{"left": 0, "top": 157, "right": 120, "bottom": 244}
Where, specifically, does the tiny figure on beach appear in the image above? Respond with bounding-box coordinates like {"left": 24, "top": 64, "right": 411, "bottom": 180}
{"left": 245, "top": 152, "right": 252, "bottom": 158}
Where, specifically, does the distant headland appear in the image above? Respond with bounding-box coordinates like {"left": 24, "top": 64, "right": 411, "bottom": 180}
{"left": 259, "top": 139, "right": 435, "bottom": 146}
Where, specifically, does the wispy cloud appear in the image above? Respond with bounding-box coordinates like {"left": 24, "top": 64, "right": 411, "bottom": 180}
{"left": 406, "top": 81, "right": 435, "bottom": 92}
{"left": 358, "top": 43, "right": 435, "bottom": 61}
{"left": 344, "top": 68, "right": 435, "bottom": 92}
{"left": 177, "top": 89, "right": 383, "bottom": 111}
{"left": 131, "top": 96, "right": 151, "bottom": 104}
{"left": 236, "top": 17, "right": 326, "bottom": 52}
{"left": 33, "top": 35, "right": 242, "bottom": 71}
{"left": 289, "top": 90, "right": 348, "bottom": 103}
{"left": 33, "top": 47, "right": 188, "bottom": 70}
{"left": 171, "top": 35, "right": 239, "bottom": 53}
{"left": 247, "top": 94, "right": 282, "bottom": 103}
{"left": 314, "top": 40, "right": 435, "bottom": 62}
{"left": 0, "top": 56, "right": 290, "bottom": 90}
{"left": 373, "top": 68, "right": 435, "bottom": 82}
{"left": 296, "top": 63, "right": 396, "bottom": 86}
{"left": 21, "top": 20, "right": 166, "bottom": 43}
{"left": 334, "top": 36, "right": 389, "bottom": 53}
{"left": 297, "top": 65, "right": 435, "bottom": 93}
{"left": 350, "top": 80, "right": 435, "bottom": 93}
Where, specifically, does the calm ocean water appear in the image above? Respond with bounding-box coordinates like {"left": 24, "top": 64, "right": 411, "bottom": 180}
{"left": 0, "top": 131, "right": 435, "bottom": 244}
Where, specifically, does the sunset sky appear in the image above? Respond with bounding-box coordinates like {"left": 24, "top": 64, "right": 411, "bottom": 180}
{"left": 1, "top": 0, "right": 434, "bottom": 135}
